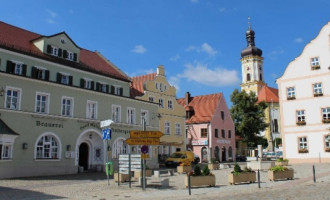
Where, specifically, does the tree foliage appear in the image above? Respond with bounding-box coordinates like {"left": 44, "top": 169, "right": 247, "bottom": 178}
{"left": 230, "top": 89, "right": 268, "bottom": 148}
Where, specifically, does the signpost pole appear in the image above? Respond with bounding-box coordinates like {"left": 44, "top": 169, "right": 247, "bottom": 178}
{"left": 129, "top": 153, "right": 131, "bottom": 188}
{"left": 106, "top": 139, "right": 110, "bottom": 186}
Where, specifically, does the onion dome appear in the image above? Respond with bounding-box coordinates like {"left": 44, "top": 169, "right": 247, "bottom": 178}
{"left": 241, "top": 18, "right": 262, "bottom": 57}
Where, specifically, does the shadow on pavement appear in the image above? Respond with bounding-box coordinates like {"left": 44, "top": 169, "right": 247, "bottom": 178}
{"left": 0, "top": 186, "right": 64, "bottom": 199}
{"left": 9, "top": 172, "right": 107, "bottom": 181}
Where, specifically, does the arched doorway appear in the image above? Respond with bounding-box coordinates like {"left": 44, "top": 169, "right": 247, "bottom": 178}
{"left": 221, "top": 146, "right": 226, "bottom": 162}
{"left": 201, "top": 147, "right": 208, "bottom": 163}
{"left": 79, "top": 142, "right": 89, "bottom": 170}
{"left": 214, "top": 146, "right": 220, "bottom": 162}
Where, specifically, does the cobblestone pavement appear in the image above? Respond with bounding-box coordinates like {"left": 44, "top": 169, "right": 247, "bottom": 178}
{"left": 1, "top": 163, "right": 330, "bottom": 200}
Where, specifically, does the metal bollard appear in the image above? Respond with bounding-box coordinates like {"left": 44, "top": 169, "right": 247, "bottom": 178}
{"left": 257, "top": 169, "right": 261, "bottom": 188}
{"left": 188, "top": 175, "right": 191, "bottom": 195}
{"left": 313, "top": 165, "right": 316, "bottom": 183}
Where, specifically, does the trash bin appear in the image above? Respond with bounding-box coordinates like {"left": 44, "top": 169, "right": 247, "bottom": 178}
{"left": 105, "top": 162, "right": 113, "bottom": 176}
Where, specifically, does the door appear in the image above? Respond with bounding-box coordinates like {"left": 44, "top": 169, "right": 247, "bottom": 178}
{"left": 221, "top": 146, "right": 226, "bottom": 162}
{"left": 79, "top": 143, "right": 89, "bottom": 170}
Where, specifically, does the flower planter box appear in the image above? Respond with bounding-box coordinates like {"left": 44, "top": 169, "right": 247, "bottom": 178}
{"left": 114, "top": 172, "right": 129, "bottom": 183}
{"left": 275, "top": 161, "right": 288, "bottom": 166}
{"left": 287, "top": 96, "right": 296, "bottom": 100}
{"left": 134, "top": 169, "right": 153, "bottom": 178}
{"left": 268, "top": 169, "right": 294, "bottom": 181}
{"left": 311, "top": 65, "right": 320, "bottom": 70}
{"left": 184, "top": 175, "right": 216, "bottom": 188}
{"left": 177, "top": 165, "right": 192, "bottom": 174}
{"left": 228, "top": 172, "right": 256, "bottom": 185}
{"left": 208, "top": 163, "right": 220, "bottom": 170}
{"left": 298, "top": 149, "right": 309, "bottom": 153}
{"left": 296, "top": 121, "right": 306, "bottom": 126}
{"left": 322, "top": 119, "right": 330, "bottom": 124}
{"left": 314, "top": 93, "right": 323, "bottom": 97}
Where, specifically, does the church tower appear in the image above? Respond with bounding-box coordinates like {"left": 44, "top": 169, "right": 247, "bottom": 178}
{"left": 240, "top": 19, "right": 266, "bottom": 95}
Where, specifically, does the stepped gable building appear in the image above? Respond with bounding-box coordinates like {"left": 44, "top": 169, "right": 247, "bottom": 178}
{"left": 131, "top": 65, "right": 186, "bottom": 158}
{"left": 177, "top": 92, "right": 235, "bottom": 163}
{"left": 0, "top": 21, "right": 160, "bottom": 178}
{"left": 240, "top": 21, "right": 280, "bottom": 151}
{"left": 277, "top": 21, "right": 330, "bottom": 163}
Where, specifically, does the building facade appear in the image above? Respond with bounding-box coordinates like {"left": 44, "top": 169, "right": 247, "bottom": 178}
{"left": 131, "top": 65, "right": 186, "bottom": 159}
{"left": 177, "top": 92, "right": 235, "bottom": 163}
{"left": 0, "top": 21, "right": 159, "bottom": 178}
{"left": 277, "top": 21, "right": 330, "bottom": 163}
{"left": 240, "top": 23, "right": 280, "bottom": 151}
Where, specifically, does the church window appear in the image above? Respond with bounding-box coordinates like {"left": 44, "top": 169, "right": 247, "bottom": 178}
{"left": 247, "top": 73, "right": 251, "bottom": 81}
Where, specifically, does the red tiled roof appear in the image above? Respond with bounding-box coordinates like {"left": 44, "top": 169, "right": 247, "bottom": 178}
{"left": 177, "top": 93, "right": 223, "bottom": 124}
{"left": 130, "top": 73, "right": 156, "bottom": 97}
{"left": 0, "top": 21, "right": 129, "bottom": 82}
{"left": 257, "top": 85, "right": 279, "bottom": 103}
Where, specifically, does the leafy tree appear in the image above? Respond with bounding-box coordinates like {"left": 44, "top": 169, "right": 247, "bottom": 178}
{"left": 230, "top": 89, "right": 268, "bottom": 148}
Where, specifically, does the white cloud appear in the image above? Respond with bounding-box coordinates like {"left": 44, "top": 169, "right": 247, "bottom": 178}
{"left": 201, "top": 43, "right": 217, "bottom": 56}
{"left": 177, "top": 62, "right": 239, "bottom": 87}
{"left": 168, "top": 76, "right": 180, "bottom": 92}
{"left": 185, "top": 43, "right": 217, "bottom": 56}
{"left": 131, "top": 45, "right": 147, "bottom": 54}
{"left": 170, "top": 54, "right": 180, "bottom": 61}
{"left": 46, "top": 9, "right": 57, "bottom": 18}
{"left": 294, "top": 37, "right": 303, "bottom": 43}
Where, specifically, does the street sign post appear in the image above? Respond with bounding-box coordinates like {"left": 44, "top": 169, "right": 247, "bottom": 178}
{"left": 125, "top": 138, "right": 160, "bottom": 145}
{"left": 130, "top": 130, "right": 163, "bottom": 138}
{"left": 100, "top": 119, "right": 114, "bottom": 128}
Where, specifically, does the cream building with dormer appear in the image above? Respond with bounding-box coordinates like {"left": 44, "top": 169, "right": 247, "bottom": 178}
{"left": 131, "top": 65, "right": 186, "bottom": 159}
{"left": 277, "top": 21, "right": 330, "bottom": 163}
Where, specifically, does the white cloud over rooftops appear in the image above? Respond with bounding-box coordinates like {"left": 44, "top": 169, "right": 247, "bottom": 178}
{"left": 177, "top": 62, "right": 239, "bottom": 87}
{"left": 185, "top": 43, "right": 218, "bottom": 56}
{"left": 131, "top": 45, "right": 147, "bottom": 54}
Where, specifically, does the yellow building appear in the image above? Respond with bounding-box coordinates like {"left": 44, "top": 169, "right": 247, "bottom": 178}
{"left": 240, "top": 23, "right": 280, "bottom": 151}
{"left": 130, "top": 65, "right": 186, "bottom": 158}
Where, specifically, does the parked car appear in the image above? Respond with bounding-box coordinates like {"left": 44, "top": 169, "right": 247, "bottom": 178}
{"left": 235, "top": 155, "right": 247, "bottom": 162}
{"left": 165, "top": 151, "right": 196, "bottom": 167}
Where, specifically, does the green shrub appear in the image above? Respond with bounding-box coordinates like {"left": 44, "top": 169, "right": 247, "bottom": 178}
{"left": 243, "top": 167, "right": 253, "bottom": 173}
{"left": 269, "top": 165, "right": 288, "bottom": 172}
{"left": 232, "top": 163, "right": 243, "bottom": 175}
{"left": 202, "top": 165, "right": 210, "bottom": 176}
{"left": 193, "top": 165, "right": 202, "bottom": 176}
{"left": 276, "top": 158, "right": 288, "bottom": 162}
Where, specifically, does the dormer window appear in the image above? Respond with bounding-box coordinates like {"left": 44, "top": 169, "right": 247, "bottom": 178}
{"left": 51, "top": 46, "right": 58, "bottom": 56}
{"left": 111, "top": 85, "right": 123, "bottom": 96}
{"left": 96, "top": 82, "right": 109, "bottom": 93}
{"left": 80, "top": 78, "right": 94, "bottom": 90}
{"left": 6, "top": 60, "right": 27, "bottom": 76}
{"left": 66, "top": 51, "right": 74, "bottom": 61}
{"left": 57, "top": 73, "right": 73, "bottom": 86}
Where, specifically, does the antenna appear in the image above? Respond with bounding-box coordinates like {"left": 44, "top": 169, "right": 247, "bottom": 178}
{"left": 248, "top": 16, "right": 251, "bottom": 30}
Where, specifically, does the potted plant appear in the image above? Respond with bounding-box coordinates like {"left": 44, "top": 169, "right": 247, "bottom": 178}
{"left": 322, "top": 119, "right": 330, "bottom": 124}
{"left": 275, "top": 158, "right": 289, "bottom": 166}
{"left": 298, "top": 148, "right": 308, "bottom": 153}
{"left": 268, "top": 165, "right": 294, "bottom": 181}
{"left": 177, "top": 161, "right": 192, "bottom": 174}
{"left": 311, "top": 65, "right": 320, "bottom": 70}
{"left": 184, "top": 165, "right": 215, "bottom": 188}
{"left": 296, "top": 121, "right": 306, "bottom": 126}
{"left": 208, "top": 158, "right": 220, "bottom": 170}
{"left": 134, "top": 166, "right": 153, "bottom": 178}
{"left": 325, "top": 148, "right": 330, "bottom": 152}
{"left": 228, "top": 163, "right": 256, "bottom": 185}
{"left": 114, "top": 171, "right": 129, "bottom": 183}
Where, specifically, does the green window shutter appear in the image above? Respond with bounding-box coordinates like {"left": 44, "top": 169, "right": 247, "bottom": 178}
{"left": 63, "top": 50, "right": 68, "bottom": 58}
{"left": 31, "top": 67, "right": 37, "bottom": 78}
{"left": 120, "top": 88, "right": 123, "bottom": 96}
{"left": 45, "top": 70, "right": 50, "bottom": 81}
{"left": 111, "top": 85, "right": 115, "bottom": 94}
{"left": 6, "top": 60, "right": 13, "bottom": 73}
{"left": 56, "top": 73, "right": 62, "bottom": 83}
{"left": 91, "top": 81, "right": 94, "bottom": 90}
{"left": 106, "top": 85, "right": 109, "bottom": 93}
{"left": 69, "top": 76, "right": 73, "bottom": 86}
{"left": 73, "top": 53, "right": 77, "bottom": 61}
{"left": 80, "top": 79, "right": 85, "bottom": 88}
{"left": 47, "top": 45, "right": 51, "bottom": 54}
{"left": 22, "top": 64, "right": 27, "bottom": 76}
{"left": 96, "top": 82, "right": 100, "bottom": 91}
{"left": 58, "top": 48, "right": 62, "bottom": 57}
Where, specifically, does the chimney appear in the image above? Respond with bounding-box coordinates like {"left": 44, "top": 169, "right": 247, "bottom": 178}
{"left": 185, "top": 92, "right": 191, "bottom": 105}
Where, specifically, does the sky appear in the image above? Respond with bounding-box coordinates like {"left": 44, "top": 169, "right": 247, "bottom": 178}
{"left": 0, "top": 0, "right": 329, "bottom": 106}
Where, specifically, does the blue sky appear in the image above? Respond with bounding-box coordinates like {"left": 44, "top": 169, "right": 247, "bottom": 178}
{"left": 1, "top": 0, "right": 329, "bottom": 105}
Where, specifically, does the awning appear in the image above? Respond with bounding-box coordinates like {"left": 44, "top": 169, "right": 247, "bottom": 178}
{"left": 0, "top": 119, "right": 19, "bottom": 135}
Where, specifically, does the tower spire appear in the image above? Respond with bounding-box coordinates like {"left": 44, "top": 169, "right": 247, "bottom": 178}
{"left": 248, "top": 16, "right": 251, "bottom": 30}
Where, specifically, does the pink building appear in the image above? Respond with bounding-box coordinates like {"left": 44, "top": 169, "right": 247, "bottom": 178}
{"left": 177, "top": 92, "right": 235, "bottom": 163}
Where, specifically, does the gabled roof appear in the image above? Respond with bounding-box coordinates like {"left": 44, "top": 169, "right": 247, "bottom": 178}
{"left": 130, "top": 73, "right": 157, "bottom": 97}
{"left": 0, "top": 119, "right": 19, "bottom": 135}
{"left": 177, "top": 93, "right": 223, "bottom": 124}
{"left": 257, "top": 85, "right": 279, "bottom": 103}
{"left": 0, "top": 21, "right": 129, "bottom": 82}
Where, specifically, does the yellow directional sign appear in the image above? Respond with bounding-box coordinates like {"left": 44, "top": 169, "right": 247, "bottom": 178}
{"left": 125, "top": 137, "right": 160, "bottom": 145}
{"left": 130, "top": 131, "right": 163, "bottom": 138}
{"left": 141, "top": 153, "right": 149, "bottom": 159}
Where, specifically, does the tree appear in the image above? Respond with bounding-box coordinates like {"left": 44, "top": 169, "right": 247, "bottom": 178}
{"left": 230, "top": 89, "right": 268, "bottom": 148}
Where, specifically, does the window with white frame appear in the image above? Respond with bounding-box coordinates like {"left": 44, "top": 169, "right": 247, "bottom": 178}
{"left": 127, "top": 107, "right": 135, "bottom": 124}
{"left": 61, "top": 74, "right": 70, "bottom": 85}
{"left": 112, "top": 138, "right": 129, "bottom": 159}
{"left": 14, "top": 62, "right": 23, "bottom": 75}
{"left": 101, "top": 83, "right": 107, "bottom": 93}
{"left": 36, "top": 134, "right": 59, "bottom": 159}
{"left": 159, "top": 98, "right": 164, "bottom": 108}
{"left": 287, "top": 87, "right": 295, "bottom": 98}
{"left": 325, "top": 135, "right": 330, "bottom": 149}
{"left": 0, "top": 144, "right": 12, "bottom": 160}
{"left": 164, "top": 122, "right": 170, "bottom": 135}
{"left": 61, "top": 97, "right": 73, "bottom": 117}
{"left": 298, "top": 137, "right": 308, "bottom": 150}
{"left": 311, "top": 57, "right": 319, "bottom": 66}
{"left": 35, "top": 92, "right": 50, "bottom": 113}
{"left": 313, "top": 83, "right": 323, "bottom": 94}
{"left": 87, "top": 101, "right": 97, "bottom": 119}
{"left": 296, "top": 110, "right": 305, "bottom": 122}
{"left": 175, "top": 123, "right": 181, "bottom": 135}
{"left": 5, "top": 87, "right": 21, "bottom": 110}
{"left": 67, "top": 51, "right": 74, "bottom": 61}
{"left": 149, "top": 96, "right": 154, "bottom": 103}
{"left": 50, "top": 46, "right": 58, "bottom": 56}
{"left": 141, "top": 110, "right": 149, "bottom": 126}
{"left": 112, "top": 105, "right": 121, "bottom": 123}
{"left": 168, "top": 100, "right": 173, "bottom": 110}
{"left": 322, "top": 108, "right": 330, "bottom": 120}
{"left": 83, "top": 79, "right": 93, "bottom": 90}
{"left": 33, "top": 67, "right": 48, "bottom": 80}
{"left": 112, "top": 85, "right": 122, "bottom": 95}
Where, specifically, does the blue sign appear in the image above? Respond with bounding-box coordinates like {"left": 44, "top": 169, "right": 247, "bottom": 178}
{"left": 102, "top": 128, "right": 111, "bottom": 140}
